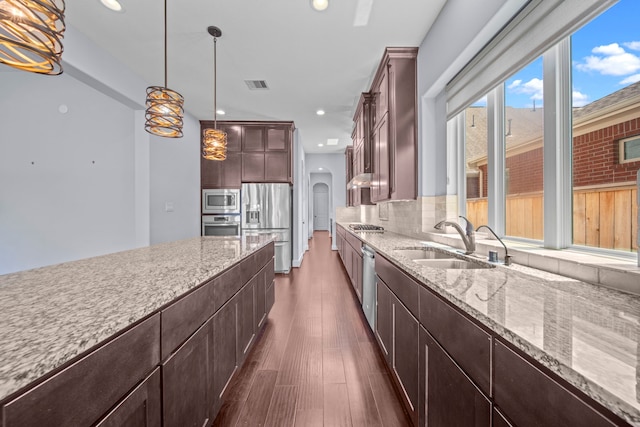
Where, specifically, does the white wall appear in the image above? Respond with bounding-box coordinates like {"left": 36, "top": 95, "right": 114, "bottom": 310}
{"left": 305, "top": 153, "right": 345, "bottom": 249}
{"left": 0, "top": 71, "right": 137, "bottom": 274}
{"left": 149, "top": 115, "right": 201, "bottom": 244}
{"left": 416, "top": 0, "right": 528, "bottom": 197}
{"left": 292, "top": 129, "right": 306, "bottom": 267}
{"left": 0, "top": 25, "right": 200, "bottom": 274}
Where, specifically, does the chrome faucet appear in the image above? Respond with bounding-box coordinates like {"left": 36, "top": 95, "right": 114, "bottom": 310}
{"left": 476, "top": 225, "right": 512, "bottom": 266}
{"left": 434, "top": 216, "right": 476, "bottom": 255}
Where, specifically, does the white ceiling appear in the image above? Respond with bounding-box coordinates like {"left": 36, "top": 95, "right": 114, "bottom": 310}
{"left": 64, "top": 0, "right": 447, "bottom": 154}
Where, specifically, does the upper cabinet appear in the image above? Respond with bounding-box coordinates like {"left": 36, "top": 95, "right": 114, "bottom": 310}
{"left": 345, "top": 146, "right": 354, "bottom": 207}
{"left": 350, "top": 93, "right": 373, "bottom": 206}
{"left": 370, "top": 47, "right": 418, "bottom": 203}
{"left": 200, "top": 120, "right": 295, "bottom": 188}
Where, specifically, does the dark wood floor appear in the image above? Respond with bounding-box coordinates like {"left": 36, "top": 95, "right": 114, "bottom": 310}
{"left": 213, "top": 231, "right": 411, "bottom": 427}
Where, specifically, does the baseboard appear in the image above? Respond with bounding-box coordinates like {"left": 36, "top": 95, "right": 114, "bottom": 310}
{"left": 331, "top": 244, "right": 338, "bottom": 251}
{"left": 292, "top": 251, "right": 304, "bottom": 268}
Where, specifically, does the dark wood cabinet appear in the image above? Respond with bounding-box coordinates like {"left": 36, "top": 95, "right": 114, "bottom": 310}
{"left": 212, "top": 298, "right": 238, "bottom": 406}
{"left": 242, "top": 126, "right": 265, "bottom": 151}
{"left": 493, "top": 340, "right": 618, "bottom": 427}
{"left": 265, "top": 151, "right": 289, "bottom": 182}
{"left": 237, "top": 276, "right": 256, "bottom": 365}
{"left": 350, "top": 93, "right": 373, "bottom": 206}
{"left": 3, "top": 315, "right": 160, "bottom": 427}
{"left": 419, "top": 326, "right": 491, "bottom": 427}
{"left": 162, "top": 321, "right": 214, "bottom": 427}
{"left": 392, "top": 295, "right": 420, "bottom": 425}
{"left": 345, "top": 146, "right": 354, "bottom": 207}
{"left": 368, "top": 47, "right": 417, "bottom": 203}
{"left": 266, "top": 277, "right": 275, "bottom": 315}
{"left": 493, "top": 408, "right": 513, "bottom": 427}
{"left": 95, "top": 369, "right": 161, "bottom": 427}
{"left": 201, "top": 121, "right": 294, "bottom": 185}
{"left": 375, "top": 278, "right": 393, "bottom": 366}
{"left": 255, "top": 265, "right": 267, "bottom": 330}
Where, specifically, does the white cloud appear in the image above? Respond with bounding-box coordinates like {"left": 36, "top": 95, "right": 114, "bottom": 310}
{"left": 620, "top": 73, "right": 640, "bottom": 85}
{"left": 509, "top": 77, "right": 543, "bottom": 101}
{"left": 573, "top": 91, "right": 589, "bottom": 107}
{"left": 624, "top": 41, "right": 640, "bottom": 51}
{"left": 576, "top": 42, "right": 640, "bottom": 76}
{"left": 593, "top": 43, "right": 625, "bottom": 55}
{"left": 507, "top": 79, "right": 522, "bottom": 89}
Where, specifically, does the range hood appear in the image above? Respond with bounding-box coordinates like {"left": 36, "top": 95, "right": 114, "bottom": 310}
{"left": 347, "top": 173, "right": 373, "bottom": 189}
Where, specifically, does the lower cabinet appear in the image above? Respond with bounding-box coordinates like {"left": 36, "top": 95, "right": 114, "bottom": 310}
{"left": 237, "top": 277, "right": 256, "bottom": 365}
{"left": 493, "top": 340, "right": 618, "bottom": 427}
{"left": 213, "top": 297, "right": 238, "bottom": 411}
{"left": 419, "top": 326, "right": 491, "bottom": 427}
{"left": 376, "top": 276, "right": 419, "bottom": 425}
{"left": 95, "top": 369, "right": 161, "bottom": 427}
{"left": 352, "top": 246, "right": 363, "bottom": 302}
{"left": 162, "top": 321, "right": 214, "bottom": 427}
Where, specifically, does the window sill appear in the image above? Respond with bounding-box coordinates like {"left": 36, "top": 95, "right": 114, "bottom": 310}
{"left": 425, "top": 231, "right": 640, "bottom": 296}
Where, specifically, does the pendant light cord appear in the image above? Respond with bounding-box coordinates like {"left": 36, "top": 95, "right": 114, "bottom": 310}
{"left": 164, "top": 0, "right": 168, "bottom": 88}
{"left": 213, "top": 36, "right": 218, "bottom": 128}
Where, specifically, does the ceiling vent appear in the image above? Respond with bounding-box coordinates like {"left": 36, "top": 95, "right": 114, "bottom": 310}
{"left": 245, "top": 80, "right": 269, "bottom": 90}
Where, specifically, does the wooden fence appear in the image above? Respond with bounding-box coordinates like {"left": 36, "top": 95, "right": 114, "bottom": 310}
{"left": 466, "top": 185, "right": 638, "bottom": 251}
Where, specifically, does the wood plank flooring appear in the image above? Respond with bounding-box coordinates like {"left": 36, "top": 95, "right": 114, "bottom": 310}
{"left": 213, "top": 231, "right": 411, "bottom": 426}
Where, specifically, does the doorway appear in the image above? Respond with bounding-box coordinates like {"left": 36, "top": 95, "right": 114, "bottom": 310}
{"left": 313, "top": 183, "right": 329, "bottom": 231}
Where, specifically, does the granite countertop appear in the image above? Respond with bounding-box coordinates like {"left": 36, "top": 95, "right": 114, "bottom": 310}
{"left": 0, "top": 234, "right": 275, "bottom": 402}
{"left": 338, "top": 223, "right": 640, "bottom": 427}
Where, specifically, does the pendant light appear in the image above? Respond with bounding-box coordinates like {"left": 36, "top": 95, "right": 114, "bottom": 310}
{"left": 145, "top": 0, "right": 184, "bottom": 138}
{"left": 202, "top": 25, "right": 227, "bottom": 161}
{"left": 0, "top": 0, "right": 66, "bottom": 75}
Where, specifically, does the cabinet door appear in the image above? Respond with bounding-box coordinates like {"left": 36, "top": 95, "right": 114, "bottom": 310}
{"left": 266, "top": 279, "right": 275, "bottom": 315}
{"left": 493, "top": 340, "right": 617, "bottom": 427}
{"left": 265, "top": 151, "right": 289, "bottom": 182}
{"left": 255, "top": 266, "right": 267, "bottom": 330}
{"left": 266, "top": 126, "right": 288, "bottom": 151}
{"left": 242, "top": 152, "right": 265, "bottom": 182}
{"left": 213, "top": 300, "right": 237, "bottom": 405}
{"left": 201, "top": 155, "right": 224, "bottom": 189}
{"left": 354, "top": 250, "right": 363, "bottom": 303}
{"left": 95, "top": 369, "right": 161, "bottom": 427}
{"left": 221, "top": 152, "right": 242, "bottom": 188}
{"left": 373, "top": 115, "right": 390, "bottom": 202}
{"left": 373, "top": 65, "right": 389, "bottom": 125}
{"left": 162, "top": 320, "right": 214, "bottom": 427}
{"left": 392, "top": 294, "right": 419, "bottom": 426}
{"left": 220, "top": 124, "right": 242, "bottom": 151}
{"left": 419, "top": 327, "right": 491, "bottom": 427}
{"left": 237, "top": 278, "right": 256, "bottom": 364}
{"left": 375, "top": 279, "right": 392, "bottom": 365}
{"left": 242, "top": 126, "right": 265, "bottom": 151}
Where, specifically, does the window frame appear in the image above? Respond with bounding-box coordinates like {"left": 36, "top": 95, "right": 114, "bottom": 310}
{"left": 619, "top": 135, "right": 640, "bottom": 164}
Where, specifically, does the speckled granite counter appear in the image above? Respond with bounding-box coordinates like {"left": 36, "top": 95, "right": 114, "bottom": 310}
{"left": 338, "top": 223, "right": 640, "bottom": 426}
{"left": 0, "top": 235, "right": 274, "bottom": 402}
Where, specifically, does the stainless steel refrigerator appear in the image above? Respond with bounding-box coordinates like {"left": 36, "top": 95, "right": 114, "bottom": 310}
{"left": 241, "top": 183, "right": 292, "bottom": 273}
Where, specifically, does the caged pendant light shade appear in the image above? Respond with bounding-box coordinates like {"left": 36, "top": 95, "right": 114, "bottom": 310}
{"left": 145, "top": 0, "right": 184, "bottom": 138}
{"left": 0, "top": 0, "right": 66, "bottom": 75}
{"left": 202, "top": 25, "right": 227, "bottom": 161}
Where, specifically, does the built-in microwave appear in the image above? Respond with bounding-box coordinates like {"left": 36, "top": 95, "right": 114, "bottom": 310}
{"left": 202, "top": 189, "right": 240, "bottom": 214}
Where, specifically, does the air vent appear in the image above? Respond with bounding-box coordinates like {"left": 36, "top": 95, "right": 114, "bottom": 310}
{"left": 244, "top": 80, "right": 269, "bottom": 90}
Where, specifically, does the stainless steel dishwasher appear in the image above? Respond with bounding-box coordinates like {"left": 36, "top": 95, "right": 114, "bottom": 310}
{"left": 361, "top": 245, "right": 376, "bottom": 331}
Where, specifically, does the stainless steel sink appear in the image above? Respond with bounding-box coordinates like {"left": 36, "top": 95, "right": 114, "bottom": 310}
{"left": 414, "top": 258, "right": 493, "bottom": 269}
{"left": 392, "top": 248, "right": 454, "bottom": 260}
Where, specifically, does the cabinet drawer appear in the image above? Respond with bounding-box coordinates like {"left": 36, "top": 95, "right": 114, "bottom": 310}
{"left": 346, "top": 232, "right": 362, "bottom": 251}
{"left": 256, "top": 242, "right": 274, "bottom": 270}
{"left": 494, "top": 340, "right": 618, "bottom": 427}
{"left": 161, "top": 279, "right": 215, "bottom": 359}
{"left": 213, "top": 257, "right": 255, "bottom": 312}
{"left": 4, "top": 314, "right": 160, "bottom": 427}
{"left": 419, "top": 286, "right": 491, "bottom": 395}
{"left": 375, "top": 254, "right": 419, "bottom": 318}
{"left": 95, "top": 368, "right": 161, "bottom": 427}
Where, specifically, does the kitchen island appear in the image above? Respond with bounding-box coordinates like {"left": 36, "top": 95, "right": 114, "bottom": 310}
{"left": 337, "top": 223, "right": 640, "bottom": 427}
{"left": 0, "top": 235, "right": 276, "bottom": 426}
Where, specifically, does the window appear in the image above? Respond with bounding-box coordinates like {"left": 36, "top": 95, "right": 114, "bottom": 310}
{"left": 620, "top": 136, "right": 640, "bottom": 164}
{"left": 464, "top": 98, "right": 489, "bottom": 227}
{"left": 571, "top": 0, "right": 640, "bottom": 253}
{"left": 453, "top": 0, "right": 637, "bottom": 255}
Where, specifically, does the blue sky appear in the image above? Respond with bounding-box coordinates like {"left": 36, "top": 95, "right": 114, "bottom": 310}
{"left": 503, "top": 0, "right": 640, "bottom": 108}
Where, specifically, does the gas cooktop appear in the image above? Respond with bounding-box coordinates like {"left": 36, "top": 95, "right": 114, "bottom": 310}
{"left": 348, "top": 223, "right": 385, "bottom": 233}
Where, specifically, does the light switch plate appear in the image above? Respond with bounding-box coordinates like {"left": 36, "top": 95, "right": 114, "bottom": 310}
{"left": 165, "top": 202, "right": 174, "bottom": 212}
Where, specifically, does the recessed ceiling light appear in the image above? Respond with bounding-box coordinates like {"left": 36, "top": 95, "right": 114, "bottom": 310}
{"left": 318, "top": 143, "right": 324, "bottom": 147}
{"left": 353, "top": 0, "right": 373, "bottom": 26}
{"left": 311, "top": 0, "right": 329, "bottom": 12}
{"left": 326, "top": 138, "right": 339, "bottom": 145}
{"left": 319, "top": 167, "right": 324, "bottom": 171}
{"left": 216, "top": 109, "right": 225, "bottom": 115}
{"left": 100, "top": 0, "right": 124, "bottom": 12}
{"left": 316, "top": 109, "right": 325, "bottom": 116}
